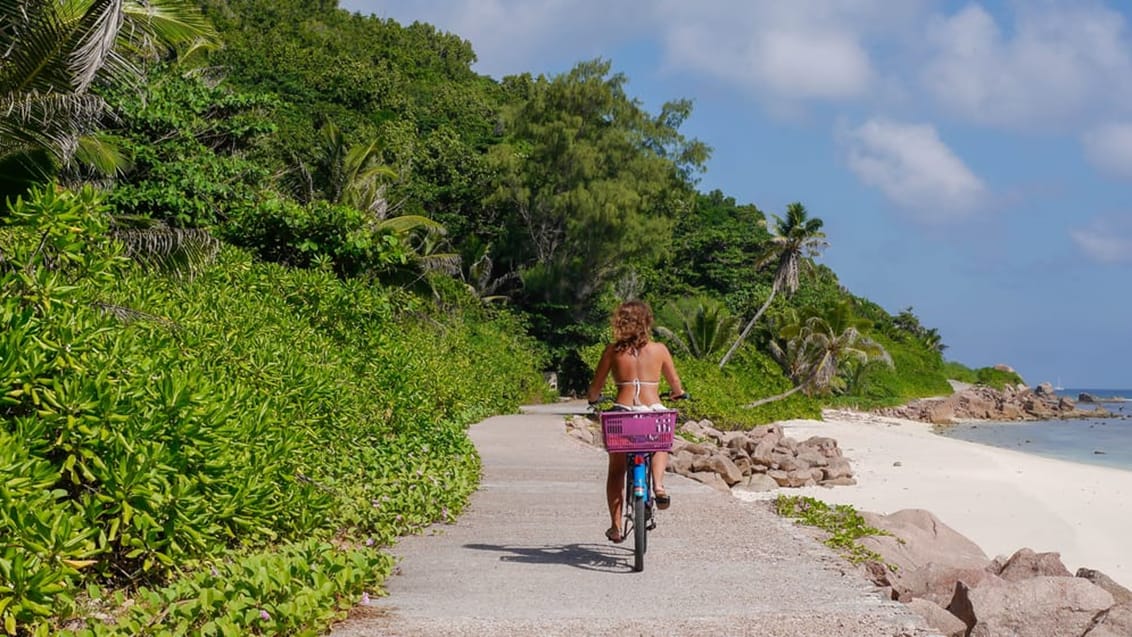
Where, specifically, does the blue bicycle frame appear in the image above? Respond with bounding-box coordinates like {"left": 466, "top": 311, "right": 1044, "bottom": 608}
{"left": 624, "top": 450, "right": 654, "bottom": 572}
{"left": 630, "top": 452, "right": 650, "bottom": 499}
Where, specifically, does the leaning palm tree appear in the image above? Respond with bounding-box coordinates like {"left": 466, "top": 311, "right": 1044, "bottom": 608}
{"left": 747, "top": 301, "right": 891, "bottom": 408}
{"left": 0, "top": 0, "right": 218, "bottom": 184}
{"left": 718, "top": 202, "right": 828, "bottom": 368}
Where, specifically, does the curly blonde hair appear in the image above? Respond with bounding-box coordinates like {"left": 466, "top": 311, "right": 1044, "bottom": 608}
{"left": 612, "top": 300, "right": 653, "bottom": 353}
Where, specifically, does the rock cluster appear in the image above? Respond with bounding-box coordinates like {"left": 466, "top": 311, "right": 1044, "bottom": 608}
{"left": 858, "top": 509, "right": 1131, "bottom": 637}
{"left": 874, "top": 382, "right": 1109, "bottom": 425}
{"left": 565, "top": 415, "right": 854, "bottom": 492}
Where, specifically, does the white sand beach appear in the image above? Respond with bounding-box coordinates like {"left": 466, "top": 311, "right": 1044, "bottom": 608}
{"left": 734, "top": 409, "right": 1132, "bottom": 589}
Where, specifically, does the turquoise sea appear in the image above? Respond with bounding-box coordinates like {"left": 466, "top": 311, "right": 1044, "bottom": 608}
{"left": 938, "top": 389, "right": 1132, "bottom": 471}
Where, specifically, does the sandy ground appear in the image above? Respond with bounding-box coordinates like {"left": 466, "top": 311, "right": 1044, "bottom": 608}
{"left": 734, "top": 409, "right": 1132, "bottom": 589}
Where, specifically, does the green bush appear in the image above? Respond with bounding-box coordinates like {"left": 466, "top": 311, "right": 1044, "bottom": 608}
{"left": 1, "top": 186, "right": 547, "bottom": 633}
{"left": 829, "top": 333, "right": 952, "bottom": 409}
{"left": 101, "top": 65, "right": 275, "bottom": 228}
{"left": 773, "top": 495, "right": 889, "bottom": 565}
{"left": 942, "top": 361, "right": 978, "bottom": 384}
{"left": 975, "top": 367, "right": 1025, "bottom": 389}
{"left": 60, "top": 541, "right": 393, "bottom": 637}
{"left": 942, "top": 361, "right": 1025, "bottom": 389}
{"left": 220, "top": 198, "right": 413, "bottom": 277}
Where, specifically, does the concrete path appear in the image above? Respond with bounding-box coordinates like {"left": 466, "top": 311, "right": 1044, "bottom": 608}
{"left": 330, "top": 403, "right": 935, "bottom": 636}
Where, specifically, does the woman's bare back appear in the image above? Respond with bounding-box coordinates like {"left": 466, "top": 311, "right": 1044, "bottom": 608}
{"left": 607, "top": 342, "right": 678, "bottom": 407}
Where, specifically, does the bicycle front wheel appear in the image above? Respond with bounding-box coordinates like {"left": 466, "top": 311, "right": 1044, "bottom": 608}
{"left": 633, "top": 494, "right": 646, "bottom": 572}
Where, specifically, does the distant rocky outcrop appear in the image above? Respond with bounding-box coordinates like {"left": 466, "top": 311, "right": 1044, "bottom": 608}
{"left": 857, "top": 509, "right": 1131, "bottom": 637}
{"left": 875, "top": 383, "right": 1110, "bottom": 425}
{"left": 565, "top": 415, "right": 854, "bottom": 491}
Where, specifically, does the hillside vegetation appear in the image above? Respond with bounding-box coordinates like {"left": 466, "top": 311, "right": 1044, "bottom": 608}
{"left": 1, "top": 0, "right": 1013, "bottom": 633}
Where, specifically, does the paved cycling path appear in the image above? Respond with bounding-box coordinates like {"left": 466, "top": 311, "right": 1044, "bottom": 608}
{"left": 330, "top": 403, "right": 935, "bottom": 637}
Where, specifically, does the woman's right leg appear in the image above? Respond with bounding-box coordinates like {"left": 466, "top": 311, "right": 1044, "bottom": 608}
{"left": 606, "top": 453, "right": 627, "bottom": 538}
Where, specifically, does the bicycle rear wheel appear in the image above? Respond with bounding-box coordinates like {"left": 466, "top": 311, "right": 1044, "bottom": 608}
{"left": 632, "top": 494, "right": 646, "bottom": 572}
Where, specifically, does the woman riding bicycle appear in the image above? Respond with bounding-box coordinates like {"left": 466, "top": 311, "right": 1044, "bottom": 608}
{"left": 586, "top": 300, "right": 687, "bottom": 543}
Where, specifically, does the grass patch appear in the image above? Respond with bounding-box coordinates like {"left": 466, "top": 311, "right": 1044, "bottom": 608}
{"left": 773, "top": 495, "right": 892, "bottom": 567}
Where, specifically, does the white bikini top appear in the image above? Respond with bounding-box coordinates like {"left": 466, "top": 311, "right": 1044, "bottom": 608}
{"left": 615, "top": 369, "right": 659, "bottom": 406}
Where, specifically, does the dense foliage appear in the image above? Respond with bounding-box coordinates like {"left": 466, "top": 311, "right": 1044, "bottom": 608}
{"left": 0, "top": 187, "right": 546, "bottom": 633}
{"left": 942, "top": 361, "right": 1026, "bottom": 390}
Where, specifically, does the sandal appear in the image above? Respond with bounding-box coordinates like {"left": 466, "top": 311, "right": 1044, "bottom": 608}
{"left": 605, "top": 526, "right": 625, "bottom": 544}
{"left": 655, "top": 490, "right": 671, "bottom": 510}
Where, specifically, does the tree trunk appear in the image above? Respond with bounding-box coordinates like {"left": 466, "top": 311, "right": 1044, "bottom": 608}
{"left": 718, "top": 286, "right": 777, "bottom": 369}
{"left": 743, "top": 382, "right": 806, "bottom": 409}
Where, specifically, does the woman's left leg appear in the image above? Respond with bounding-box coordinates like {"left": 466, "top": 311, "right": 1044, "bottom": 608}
{"left": 606, "top": 453, "right": 627, "bottom": 540}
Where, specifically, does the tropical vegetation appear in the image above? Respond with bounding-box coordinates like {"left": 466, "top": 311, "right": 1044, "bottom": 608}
{"left": 1, "top": 0, "right": 1021, "bottom": 633}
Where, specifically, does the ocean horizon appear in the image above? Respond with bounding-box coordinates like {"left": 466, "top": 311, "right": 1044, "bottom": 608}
{"left": 937, "top": 388, "right": 1132, "bottom": 471}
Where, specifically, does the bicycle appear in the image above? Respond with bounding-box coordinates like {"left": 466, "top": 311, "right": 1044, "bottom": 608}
{"left": 590, "top": 394, "right": 687, "bottom": 572}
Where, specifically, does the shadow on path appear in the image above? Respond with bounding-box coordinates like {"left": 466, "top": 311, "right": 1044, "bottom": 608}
{"left": 463, "top": 542, "right": 633, "bottom": 573}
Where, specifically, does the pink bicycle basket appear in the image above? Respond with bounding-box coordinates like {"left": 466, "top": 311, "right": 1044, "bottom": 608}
{"left": 600, "top": 410, "right": 677, "bottom": 453}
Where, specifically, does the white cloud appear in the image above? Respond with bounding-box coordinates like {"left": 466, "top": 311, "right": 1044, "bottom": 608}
{"left": 342, "top": 1, "right": 942, "bottom": 102}
{"left": 653, "top": 1, "right": 935, "bottom": 102}
{"left": 1070, "top": 215, "right": 1132, "bottom": 264}
{"left": 923, "top": 2, "right": 1132, "bottom": 129}
{"left": 1082, "top": 123, "right": 1132, "bottom": 180}
{"left": 663, "top": 19, "right": 873, "bottom": 100}
{"left": 342, "top": 1, "right": 1132, "bottom": 137}
{"left": 842, "top": 119, "right": 987, "bottom": 223}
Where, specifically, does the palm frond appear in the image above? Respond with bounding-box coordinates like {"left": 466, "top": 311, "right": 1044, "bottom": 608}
{"left": 72, "top": 131, "right": 131, "bottom": 175}
{"left": 657, "top": 296, "right": 738, "bottom": 359}
{"left": 465, "top": 248, "right": 518, "bottom": 302}
{"left": 416, "top": 251, "right": 461, "bottom": 276}
{"left": 111, "top": 225, "right": 219, "bottom": 277}
{"left": 92, "top": 300, "right": 180, "bottom": 330}
{"left": 68, "top": 0, "right": 126, "bottom": 91}
{"left": 1, "top": 0, "right": 81, "bottom": 93}
{"left": 0, "top": 90, "right": 108, "bottom": 160}
{"left": 121, "top": 0, "right": 218, "bottom": 59}
{"left": 1, "top": 0, "right": 216, "bottom": 169}
{"left": 378, "top": 214, "right": 445, "bottom": 236}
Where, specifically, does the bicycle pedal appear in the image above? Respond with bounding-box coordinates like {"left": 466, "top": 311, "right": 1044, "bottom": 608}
{"left": 647, "top": 518, "right": 656, "bottom": 530}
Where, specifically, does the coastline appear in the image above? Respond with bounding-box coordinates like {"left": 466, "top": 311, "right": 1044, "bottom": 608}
{"left": 732, "top": 408, "right": 1132, "bottom": 590}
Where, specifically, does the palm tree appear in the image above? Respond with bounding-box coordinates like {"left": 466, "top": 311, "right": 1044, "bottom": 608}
{"left": 281, "top": 122, "right": 456, "bottom": 279}
{"left": 283, "top": 123, "right": 400, "bottom": 212}
{"left": 654, "top": 296, "right": 739, "bottom": 359}
{"left": 747, "top": 301, "right": 891, "bottom": 408}
{"left": 463, "top": 242, "right": 518, "bottom": 303}
{"left": 718, "top": 202, "right": 828, "bottom": 368}
{"left": 0, "top": 0, "right": 218, "bottom": 186}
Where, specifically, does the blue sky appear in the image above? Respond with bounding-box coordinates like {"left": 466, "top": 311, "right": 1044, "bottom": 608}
{"left": 340, "top": 0, "right": 1132, "bottom": 388}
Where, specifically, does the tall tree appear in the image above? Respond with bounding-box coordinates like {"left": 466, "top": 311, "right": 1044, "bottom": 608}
{"left": 650, "top": 189, "right": 770, "bottom": 301}
{"left": 487, "top": 59, "right": 709, "bottom": 320}
{"left": 718, "top": 202, "right": 828, "bottom": 368}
